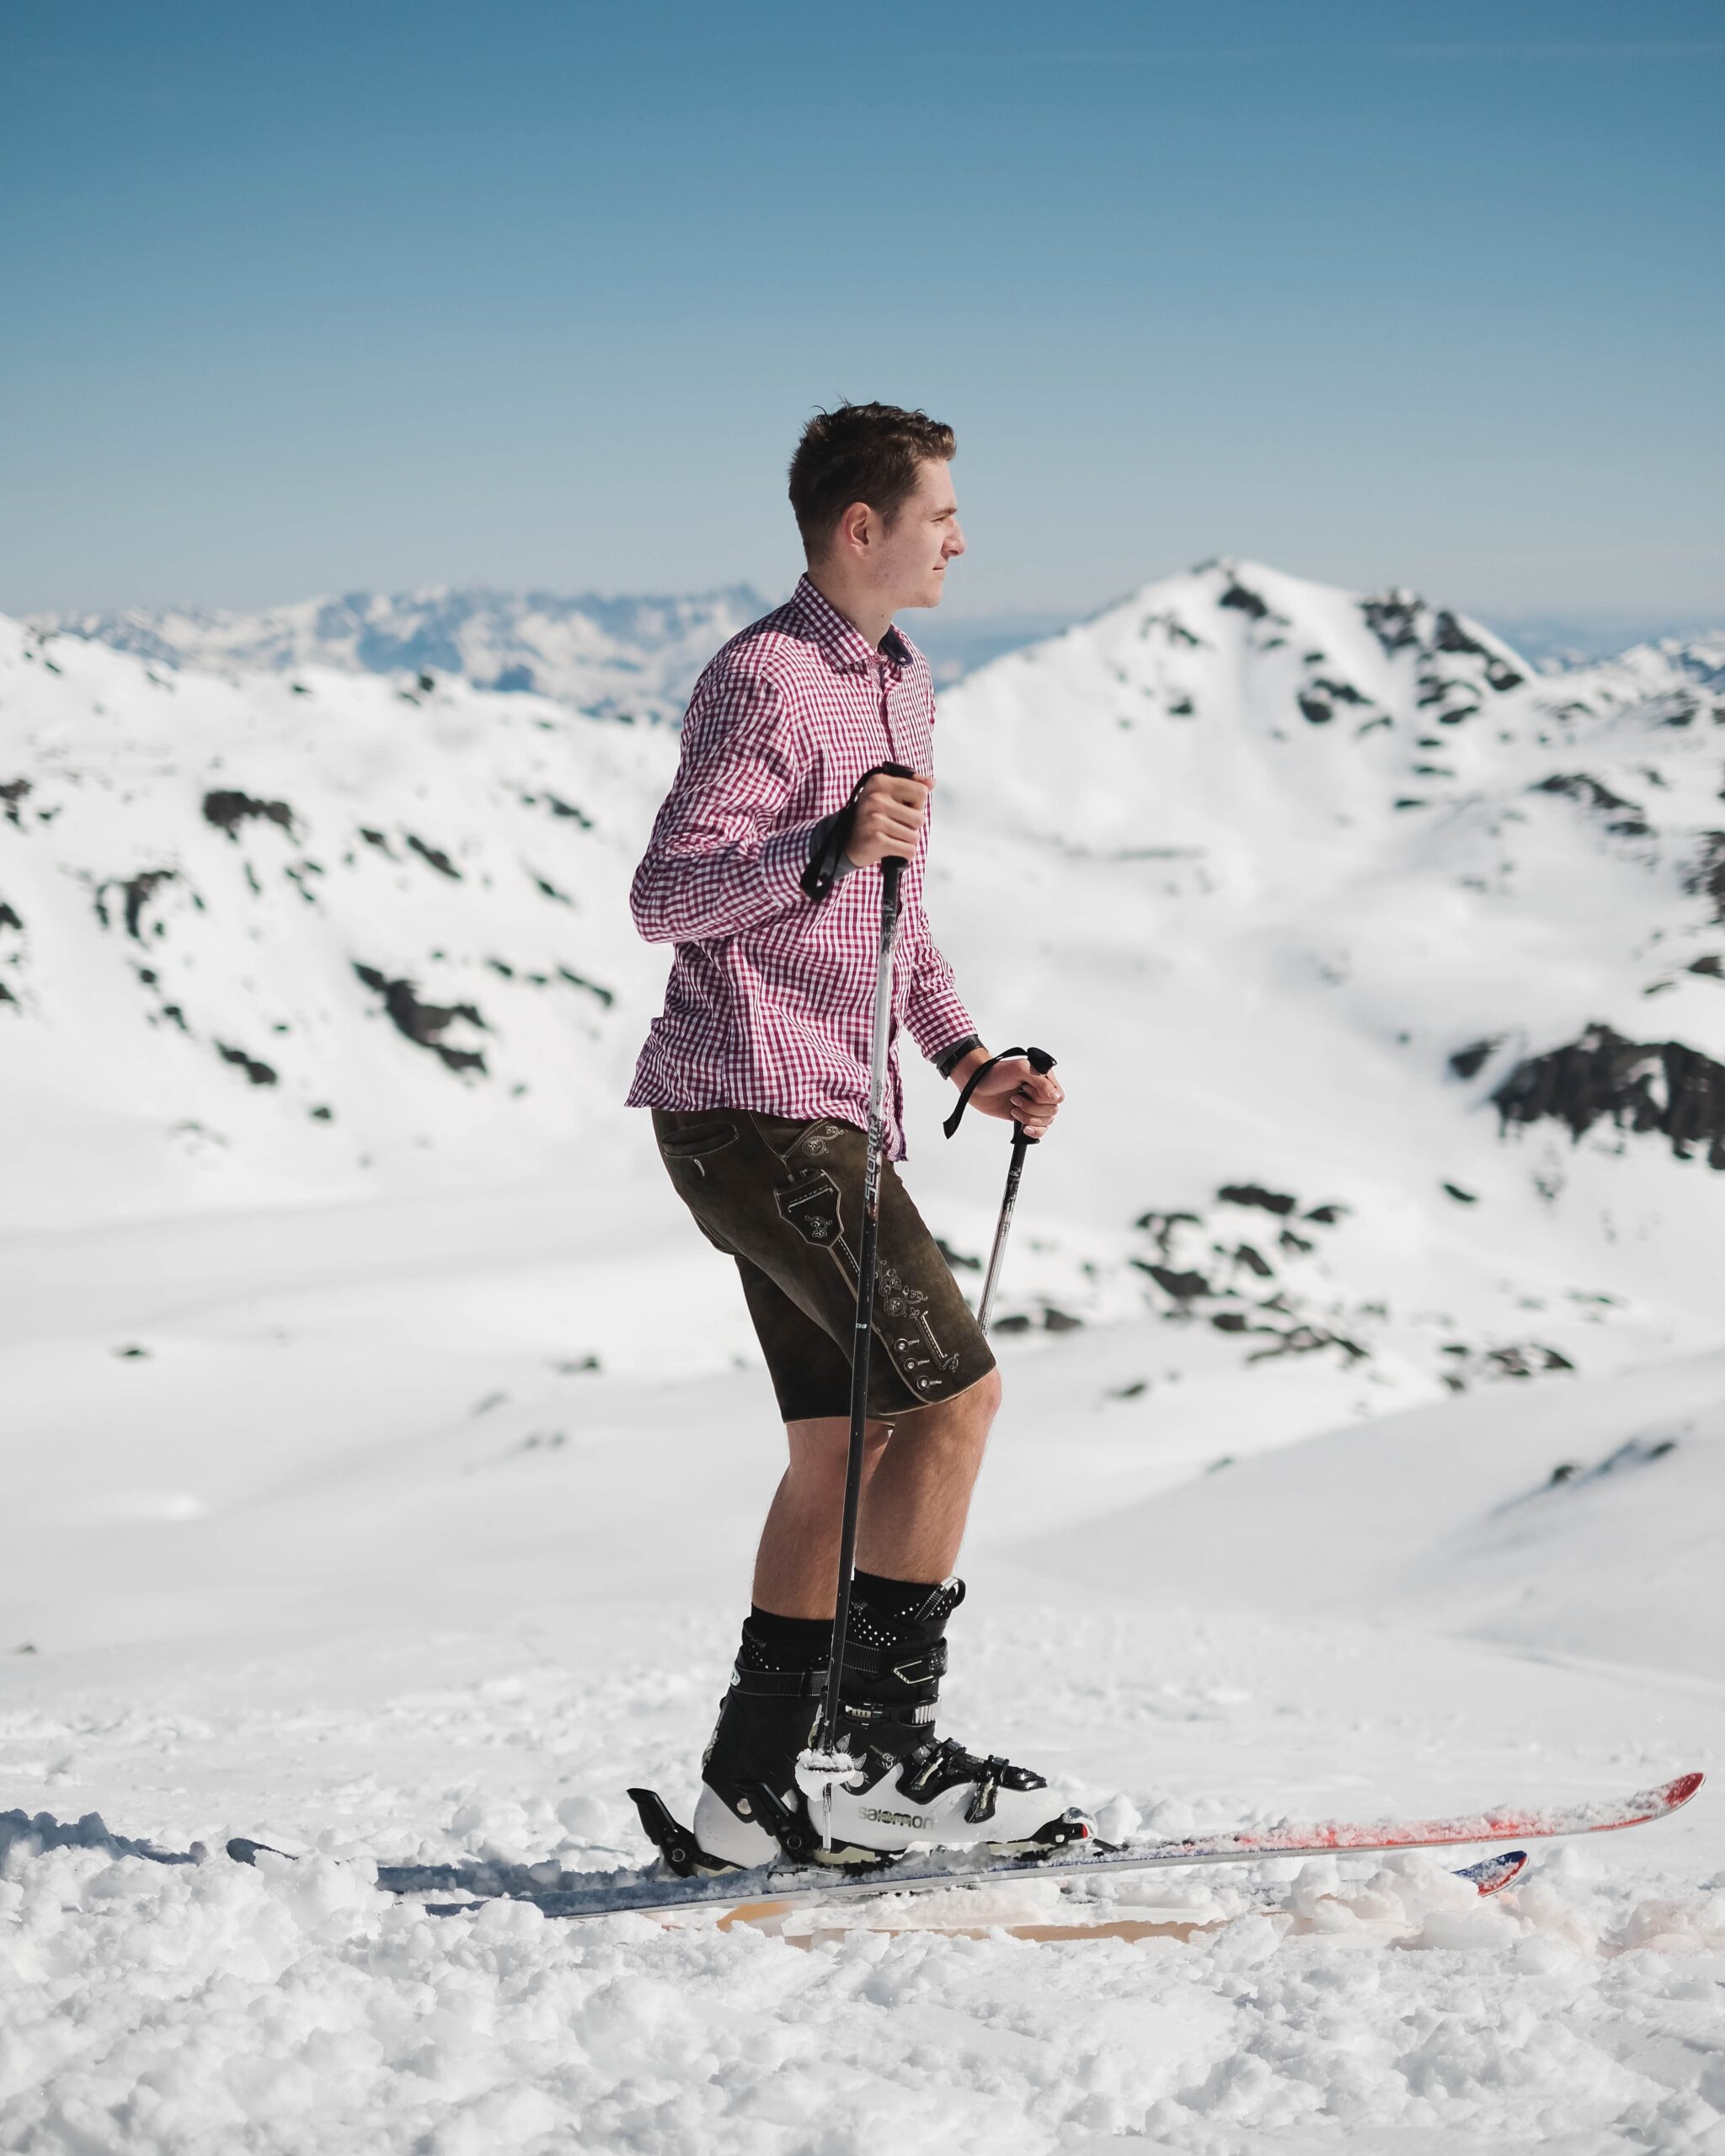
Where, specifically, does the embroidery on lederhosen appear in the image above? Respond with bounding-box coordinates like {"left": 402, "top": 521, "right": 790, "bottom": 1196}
{"left": 775, "top": 1169, "right": 850, "bottom": 1258}
{"left": 788, "top": 1119, "right": 851, "bottom": 1162}
{"left": 876, "top": 1259, "right": 962, "bottom": 1396}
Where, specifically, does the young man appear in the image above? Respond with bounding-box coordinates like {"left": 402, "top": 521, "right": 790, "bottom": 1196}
{"left": 627, "top": 402, "right": 1068, "bottom": 1867}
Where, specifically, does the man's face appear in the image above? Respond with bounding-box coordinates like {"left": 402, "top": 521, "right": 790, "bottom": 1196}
{"left": 875, "top": 458, "right": 965, "bottom": 610}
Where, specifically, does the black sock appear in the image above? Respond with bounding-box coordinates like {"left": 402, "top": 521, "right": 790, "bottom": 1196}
{"left": 850, "top": 1570, "right": 946, "bottom": 1626}
{"left": 740, "top": 1606, "right": 832, "bottom": 1673}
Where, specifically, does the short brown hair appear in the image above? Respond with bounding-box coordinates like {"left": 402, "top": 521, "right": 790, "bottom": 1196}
{"left": 788, "top": 402, "right": 956, "bottom": 558}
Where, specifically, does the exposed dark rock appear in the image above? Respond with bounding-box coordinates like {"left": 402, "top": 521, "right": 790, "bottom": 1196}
{"left": 203, "top": 790, "right": 296, "bottom": 840}
{"left": 557, "top": 964, "right": 614, "bottom": 1008}
{"left": 114, "top": 1344, "right": 149, "bottom": 1359}
{"left": 310, "top": 1104, "right": 334, "bottom": 1121}
{"left": 543, "top": 794, "right": 594, "bottom": 828}
{"left": 488, "top": 958, "right": 515, "bottom": 978}
{"left": 1493, "top": 1021, "right": 1725, "bottom": 1170}
{"left": 406, "top": 834, "right": 461, "bottom": 879}
{"left": 359, "top": 828, "right": 393, "bottom": 855}
{"left": 1485, "top": 1345, "right": 1573, "bottom": 1379}
{"left": 1302, "top": 1202, "right": 1348, "bottom": 1224}
{"left": 0, "top": 901, "right": 21, "bottom": 931}
{"left": 1246, "top": 1324, "right": 1369, "bottom": 1366}
{"left": 1299, "top": 695, "right": 1333, "bottom": 725}
{"left": 1216, "top": 1182, "right": 1297, "bottom": 1215}
{"left": 531, "top": 873, "right": 574, "bottom": 905}
{"left": 1108, "top": 1380, "right": 1148, "bottom": 1400}
{"left": 991, "top": 1313, "right": 1033, "bottom": 1334}
{"left": 0, "top": 981, "right": 15, "bottom": 1007}
{"left": 1689, "top": 955, "right": 1723, "bottom": 979}
{"left": 1360, "top": 595, "right": 1422, "bottom": 655}
{"left": 0, "top": 779, "right": 31, "bottom": 827}
{"left": 94, "top": 870, "right": 177, "bottom": 941}
{"left": 1443, "top": 1182, "right": 1478, "bottom": 1203}
{"left": 216, "top": 1043, "right": 278, "bottom": 1086}
{"left": 1210, "top": 1310, "right": 1250, "bottom": 1332}
{"left": 1167, "top": 696, "right": 1195, "bottom": 717}
{"left": 160, "top": 1004, "right": 188, "bottom": 1032}
{"left": 1684, "top": 834, "right": 1725, "bottom": 921}
{"left": 352, "top": 962, "right": 489, "bottom": 1075}
{"left": 1549, "top": 1461, "right": 1578, "bottom": 1484}
{"left": 1135, "top": 1262, "right": 1213, "bottom": 1300}
{"left": 1433, "top": 611, "right": 1524, "bottom": 690}
{"left": 1449, "top": 1038, "right": 1501, "bottom": 1081}
{"left": 1278, "top": 1228, "right": 1314, "bottom": 1255}
{"left": 1042, "top": 1306, "right": 1083, "bottom": 1332}
{"left": 416, "top": 672, "right": 436, "bottom": 693}
{"left": 1534, "top": 772, "right": 1638, "bottom": 814}
{"left": 935, "top": 1237, "right": 980, "bottom": 1272}
{"left": 1233, "top": 1242, "right": 1274, "bottom": 1278}
{"left": 1219, "top": 580, "right": 1269, "bottom": 620}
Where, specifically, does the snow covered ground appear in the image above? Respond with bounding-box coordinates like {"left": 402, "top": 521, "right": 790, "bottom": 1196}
{"left": 3, "top": 563, "right": 1724, "bottom": 2151}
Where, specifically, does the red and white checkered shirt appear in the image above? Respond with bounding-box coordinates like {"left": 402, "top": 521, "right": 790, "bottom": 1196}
{"left": 627, "top": 574, "right": 976, "bottom": 1158}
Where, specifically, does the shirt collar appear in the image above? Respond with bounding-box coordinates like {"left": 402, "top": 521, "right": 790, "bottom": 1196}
{"left": 792, "top": 573, "right": 914, "bottom": 677}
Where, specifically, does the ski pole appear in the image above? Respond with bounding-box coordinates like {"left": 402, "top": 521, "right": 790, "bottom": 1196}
{"left": 798, "top": 766, "right": 913, "bottom": 1845}
{"left": 943, "top": 1045, "right": 1058, "bottom": 1336}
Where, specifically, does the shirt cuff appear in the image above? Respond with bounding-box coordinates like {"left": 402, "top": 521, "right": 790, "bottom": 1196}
{"left": 934, "top": 1033, "right": 985, "bottom": 1080}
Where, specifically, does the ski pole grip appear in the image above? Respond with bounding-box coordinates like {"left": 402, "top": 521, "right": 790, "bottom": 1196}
{"left": 943, "top": 1043, "right": 1057, "bottom": 1140}
{"left": 879, "top": 760, "right": 913, "bottom": 874}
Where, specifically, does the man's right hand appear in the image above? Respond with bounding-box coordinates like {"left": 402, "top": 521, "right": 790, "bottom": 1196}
{"left": 845, "top": 770, "right": 932, "bottom": 868}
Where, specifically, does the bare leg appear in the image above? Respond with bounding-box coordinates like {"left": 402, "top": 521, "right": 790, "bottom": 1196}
{"left": 751, "top": 1417, "right": 893, "bottom": 1618}
{"left": 752, "top": 1368, "right": 1002, "bottom": 1615}
{"left": 857, "top": 1367, "right": 1000, "bottom": 1581}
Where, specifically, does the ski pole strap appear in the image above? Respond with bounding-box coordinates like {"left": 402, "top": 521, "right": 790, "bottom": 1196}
{"left": 942, "top": 1045, "right": 1057, "bottom": 1140}
{"left": 800, "top": 760, "right": 915, "bottom": 903}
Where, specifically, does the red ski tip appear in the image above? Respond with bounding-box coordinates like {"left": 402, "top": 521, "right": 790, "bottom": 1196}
{"left": 1662, "top": 1771, "right": 1704, "bottom": 1809}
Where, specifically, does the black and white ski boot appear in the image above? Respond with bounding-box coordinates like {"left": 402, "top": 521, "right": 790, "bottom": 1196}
{"left": 691, "top": 1577, "right": 1089, "bottom": 1869}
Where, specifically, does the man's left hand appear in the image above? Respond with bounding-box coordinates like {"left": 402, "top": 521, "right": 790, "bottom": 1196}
{"left": 955, "top": 1051, "right": 1065, "bottom": 1139}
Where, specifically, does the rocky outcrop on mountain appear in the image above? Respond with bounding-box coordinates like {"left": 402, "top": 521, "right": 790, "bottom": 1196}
{"left": 1493, "top": 1023, "right": 1725, "bottom": 1171}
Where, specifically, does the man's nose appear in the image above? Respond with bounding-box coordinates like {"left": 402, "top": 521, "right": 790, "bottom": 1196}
{"left": 946, "top": 522, "right": 967, "bottom": 558}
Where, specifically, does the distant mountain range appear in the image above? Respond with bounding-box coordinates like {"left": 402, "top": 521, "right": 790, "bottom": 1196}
{"left": 40, "top": 586, "right": 772, "bottom": 726}
{"left": 4, "top": 559, "right": 1723, "bottom": 1419}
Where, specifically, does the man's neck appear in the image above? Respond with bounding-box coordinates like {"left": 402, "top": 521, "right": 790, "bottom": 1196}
{"left": 805, "top": 563, "right": 895, "bottom": 652}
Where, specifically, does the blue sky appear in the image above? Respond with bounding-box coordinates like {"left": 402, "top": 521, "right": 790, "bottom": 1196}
{"left": 3, "top": 0, "right": 1720, "bottom": 627}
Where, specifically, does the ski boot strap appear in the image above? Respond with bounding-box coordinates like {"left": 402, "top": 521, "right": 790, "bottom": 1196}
{"left": 726, "top": 1660, "right": 825, "bottom": 1700}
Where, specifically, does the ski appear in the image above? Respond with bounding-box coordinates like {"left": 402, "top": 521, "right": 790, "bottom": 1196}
{"left": 48, "top": 1769, "right": 1690, "bottom": 1932}
{"left": 739, "top": 1848, "right": 1532, "bottom": 1945}
{"left": 563, "top": 1770, "right": 1701, "bottom": 1925}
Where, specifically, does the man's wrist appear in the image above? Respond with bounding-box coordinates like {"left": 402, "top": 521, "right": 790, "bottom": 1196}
{"left": 938, "top": 1036, "right": 988, "bottom": 1084}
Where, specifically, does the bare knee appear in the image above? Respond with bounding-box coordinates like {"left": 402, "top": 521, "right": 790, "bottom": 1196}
{"left": 896, "top": 1365, "right": 1000, "bottom": 1452}
{"left": 784, "top": 1415, "right": 893, "bottom": 1496}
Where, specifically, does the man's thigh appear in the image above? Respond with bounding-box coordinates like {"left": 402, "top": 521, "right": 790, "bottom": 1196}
{"left": 650, "top": 1108, "right": 995, "bottom": 1420}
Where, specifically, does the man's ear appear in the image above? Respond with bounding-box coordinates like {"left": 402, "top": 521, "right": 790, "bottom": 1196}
{"left": 836, "top": 499, "right": 873, "bottom": 558}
